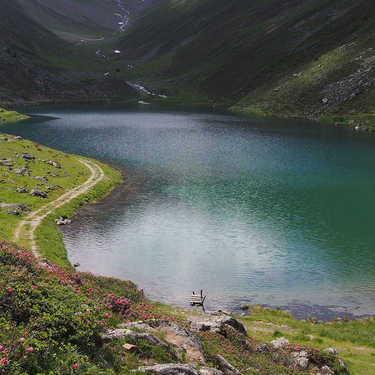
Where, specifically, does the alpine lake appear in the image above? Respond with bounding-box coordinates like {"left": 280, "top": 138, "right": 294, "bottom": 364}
{"left": 3, "top": 103, "right": 375, "bottom": 320}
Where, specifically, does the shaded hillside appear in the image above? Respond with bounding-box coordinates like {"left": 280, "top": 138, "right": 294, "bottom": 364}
{"left": 0, "top": 0, "right": 138, "bottom": 105}
{"left": 117, "top": 0, "right": 375, "bottom": 126}
{"left": 15, "top": 0, "right": 159, "bottom": 41}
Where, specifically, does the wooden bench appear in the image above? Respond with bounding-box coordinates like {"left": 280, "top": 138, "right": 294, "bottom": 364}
{"left": 190, "top": 290, "right": 206, "bottom": 311}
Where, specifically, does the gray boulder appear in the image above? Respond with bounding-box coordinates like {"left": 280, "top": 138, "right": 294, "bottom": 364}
{"left": 22, "top": 153, "right": 35, "bottom": 160}
{"left": 270, "top": 337, "right": 289, "bottom": 348}
{"left": 216, "top": 355, "right": 240, "bottom": 375}
{"left": 30, "top": 188, "right": 47, "bottom": 198}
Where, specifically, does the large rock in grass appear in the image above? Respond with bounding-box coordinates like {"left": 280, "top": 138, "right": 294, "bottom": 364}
{"left": 189, "top": 312, "right": 247, "bottom": 336}
{"left": 22, "top": 153, "right": 35, "bottom": 160}
{"left": 30, "top": 188, "right": 47, "bottom": 198}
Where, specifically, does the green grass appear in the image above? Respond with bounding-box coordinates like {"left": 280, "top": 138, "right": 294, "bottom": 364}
{"left": 0, "top": 109, "right": 30, "bottom": 122}
{"left": 34, "top": 160, "right": 121, "bottom": 267}
{"left": 0, "top": 132, "right": 121, "bottom": 266}
{"left": 238, "top": 305, "right": 375, "bottom": 374}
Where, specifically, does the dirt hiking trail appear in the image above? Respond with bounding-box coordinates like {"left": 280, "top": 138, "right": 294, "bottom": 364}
{"left": 13, "top": 159, "right": 104, "bottom": 256}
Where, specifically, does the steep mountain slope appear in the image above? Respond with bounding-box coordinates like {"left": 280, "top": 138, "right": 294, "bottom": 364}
{"left": 14, "top": 0, "right": 159, "bottom": 40}
{"left": 118, "top": 0, "right": 375, "bottom": 127}
{"left": 0, "top": 0, "right": 139, "bottom": 104}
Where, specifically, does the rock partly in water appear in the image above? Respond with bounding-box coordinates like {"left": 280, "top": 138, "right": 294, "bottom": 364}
{"left": 55, "top": 217, "right": 71, "bottom": 225}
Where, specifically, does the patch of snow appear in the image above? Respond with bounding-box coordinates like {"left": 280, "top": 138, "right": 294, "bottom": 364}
{"left": 133, "top": 83, "right": 168, "bottom": 98}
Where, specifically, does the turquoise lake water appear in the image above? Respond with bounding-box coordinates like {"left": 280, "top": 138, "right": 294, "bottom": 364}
{"left": 3, "top": 103, "right": 375, "bottom": 318}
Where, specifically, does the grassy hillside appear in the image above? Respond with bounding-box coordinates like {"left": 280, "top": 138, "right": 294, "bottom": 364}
{"left": 0, "top": 0, "right": 141, "bottom": 105}
{"left": 117, "top": 0, "right": 375, "bottom": 127}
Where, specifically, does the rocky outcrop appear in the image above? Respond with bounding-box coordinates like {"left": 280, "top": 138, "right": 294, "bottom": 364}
{"left": 103, "top": 312, "right": 247, "bottom": 374}
{"left": 102, "top": 328, "right": 178, "bottom": 361}
{"left": 103, "top": 313, "right": 344, "bottom": 375}
{"left": 188, "top": 311, "right": 247, "bottom": 336}
{"left": 0, "top": 201, "right": 31, "bottom": 215}
{"left": 215, "top": 355, "right": 240, "bottom": 375}
{"left": 270, "top": 336, "right": 289, "bottom": 348}
{"left": 316, "top": 47, "right": 375, "bottom": 121}
{"left": 136, "top": 364, "right": 223, "bottom": 375}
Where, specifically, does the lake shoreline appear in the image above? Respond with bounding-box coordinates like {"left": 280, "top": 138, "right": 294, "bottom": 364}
{"left": 60, "top": 164, "right": 372, "bottom": 323}
{"left": 4, "top": 105, "right": 375, "bottom": 324}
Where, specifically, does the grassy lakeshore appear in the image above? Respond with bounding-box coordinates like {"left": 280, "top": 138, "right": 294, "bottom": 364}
{"left": 0, "top": 123, "right": 121, "bottom": 266}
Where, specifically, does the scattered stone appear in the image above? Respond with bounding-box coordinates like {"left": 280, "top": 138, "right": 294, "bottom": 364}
{"left": 322, "top": 98, "right": 329, "bottom": 104}
{"left": 323, "top": 348, "right": 338, "bottom": 356}
{"left": 43, "top": 160, "right": 61, "bottom": 168}
{"left": 19, "top": 203, "right": 31, "bottom": 212}
{"left": 136, "top": 364, "right": 223, "bottom": 375}
{"left": 216, "top": 354, "right": 240, "bottom": 375}
{"left": 30, "top": 188, "right": 47, "bottom": 198}
{"left": 323, "top": 348, "right": 349, "bottom": 373}
{"left": 316, "top": 365, "right": 334, "bottom": 375}
{"left": 189, "top": 312, "right": 247, "bottom": 336}
{"left": 102, "top": 327, "right": 178, "bottom": 361}
{"left": 270, "top": 337, "right": 289, "bottom": 348}
{"left": 55, "top": 217, "right": 71, "bottom": 225}
{"left": 35, "top": 176, "right": 49, "bottom": 183}
{"left": 7, "top": 209, "right": 20, "bottom": 216}
{"left": 199, "top": 368, "right": 224, "bottom": 375}
{"left": 22, "top": 153, "right": 35, "bottom": 160}
{"left": 14, "top": 187, "right": 29, "bottom": 194}
{"left": 122, "top": 343, "right": 137, "bottom": 353}
{"left": 14, "top": 167, "right": 29, "bottom": 176}
{"left": 73, "top": 262, "right": 80, "bottom": 267}
{"left": 156, "top": 321, "right": 204, "bottom": 363}
{"left": 102, "top": 328, "right": 133, "bottom": 342}
{"left": 0, "top": 202, "right": 30, "bottom": 212}
{"left": 291, "top": 350, "right": 309, "bottom": 369}
{"left": 255, "top": 343, "right": 269, "bottom": 353}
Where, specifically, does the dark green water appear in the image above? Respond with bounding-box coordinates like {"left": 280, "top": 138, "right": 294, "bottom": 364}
{"left": 3, "top": 103, "right": 375, "bottom": 318}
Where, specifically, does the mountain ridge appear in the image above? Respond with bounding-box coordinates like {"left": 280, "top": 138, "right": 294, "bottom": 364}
{"left": 1, "top": 0, "right": 375, "bottom": 128}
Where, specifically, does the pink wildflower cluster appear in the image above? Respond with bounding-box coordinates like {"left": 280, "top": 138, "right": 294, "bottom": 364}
{"left": 0, "top": 345, "right": 9, "bottom": 366}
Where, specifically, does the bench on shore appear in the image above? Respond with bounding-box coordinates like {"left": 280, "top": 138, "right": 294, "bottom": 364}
{"left": 190, "top": 290, "right": 206, "bottom": 311}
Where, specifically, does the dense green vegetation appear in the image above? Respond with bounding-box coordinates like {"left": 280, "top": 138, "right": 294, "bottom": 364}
{"left": 1, "top": 240, "right": 375, "bottom": 374}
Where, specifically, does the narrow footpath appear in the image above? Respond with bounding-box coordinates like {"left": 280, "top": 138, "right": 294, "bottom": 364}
{"left": 13, "top": 159, "right": 104, "bottom": 256}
